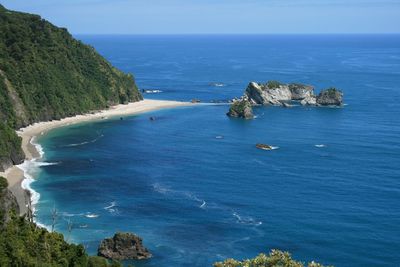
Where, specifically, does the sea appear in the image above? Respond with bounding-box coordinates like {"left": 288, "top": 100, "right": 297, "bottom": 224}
{"left": 22, "top": 35, "right": 400, "bottom": 266}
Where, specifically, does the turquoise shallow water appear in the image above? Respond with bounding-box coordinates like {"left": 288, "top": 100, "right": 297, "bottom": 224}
{"left": 28, "top": 35, "right": 400, "bottom": 266}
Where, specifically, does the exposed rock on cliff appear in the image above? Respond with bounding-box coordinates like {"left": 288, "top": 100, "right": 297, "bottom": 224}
{"left": 245, "top": 81, "right": 315, "bottom": 106}
{"left": 316, "top": 88, "right": 343, "bottom": 106}
{"left": 227, "top": 98, "right": 254, "bottom": 119}
{"left": 0, "top": 177, "right": 19, "bottom": 227}
{"left": 288, "top": 83, "right": 315, "bottom": 100}
{"left": 98, "top": 232, "right": 152, "bottom": 261}
{"left": 243, "top": 81, "right": 343, "bottom": 108}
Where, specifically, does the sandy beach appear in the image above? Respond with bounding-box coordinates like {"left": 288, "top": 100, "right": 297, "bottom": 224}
{"left": 0, "top": 99, "right": 193, "bottom": 215}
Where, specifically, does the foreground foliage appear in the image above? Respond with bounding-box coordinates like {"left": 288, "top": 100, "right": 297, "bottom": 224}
{"left": 214, "top": 250, "right": 330, "bottom": 267}
{"left": 0, "top": 211, "right": 122, "bottom": 267}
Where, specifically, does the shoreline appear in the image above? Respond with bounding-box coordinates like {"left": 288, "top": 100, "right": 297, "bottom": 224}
{"left": 0, "top": 99, "right": 193, "bottom": 216}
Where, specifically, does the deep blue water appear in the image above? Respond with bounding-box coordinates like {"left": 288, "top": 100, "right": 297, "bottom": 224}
{"left": 30, "top": 35, "right": 400, "bottom": 267}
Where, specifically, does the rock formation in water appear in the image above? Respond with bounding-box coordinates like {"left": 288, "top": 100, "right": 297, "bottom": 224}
{"left": 245, "top": 81, "right": 314, "bottom": 105}
{"left": 316, "top": 87, "right": 343, "bottom": 106}
{"left": 227, "top": 97, "right": 254, "bottom": 119}
{"left": 98, "top": 232, "right": 152, "bottom": 261}
{"left": 244, "top": 81, "right": 343, "bottom": 107}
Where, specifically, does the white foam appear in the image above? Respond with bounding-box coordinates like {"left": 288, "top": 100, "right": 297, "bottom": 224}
{"left": 63, "top": 134, "right": 103, "bottom": 147}
{"left": 270, "top": 146, "right": 279, "bottom": 150}
{"left": 85, "top": 213, "right": 99, "bottom": 218}
{"left": 143, "top": 89, "right": 163, "bottom": 94}
{"left": 104, "top": 201, "right": 117, "bottom": 210}
{"left": 232, "top": 212, "right": 262, "bottom": 226}
{"left": 215, "top": 135, "right": 224, "bottom": 139}
{"left": 104, "top": 201, "right": 119, "bottom": 214}
{"left": 315, "top": 144, "right": 326, "bottom": 148}
{"left": 18, "top": 137, "right": 57, "bottom": 229}
{"left": 200, "top": 201, "right": 206, "bottom": 209}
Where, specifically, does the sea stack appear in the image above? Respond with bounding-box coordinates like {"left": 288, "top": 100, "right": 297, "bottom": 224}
{"left": 98, "top": 232, "right": 152, "bottom": 260}
{"left": 316, "top": 88, "right": 343, "bottom": 106}
{"left": 242, "top": 80, "right": 343, "bottom": 107}
{"left": 227, "top": 97, "right": 254, "bottom": 119}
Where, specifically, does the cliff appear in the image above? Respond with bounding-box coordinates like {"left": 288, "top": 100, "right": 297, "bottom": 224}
{"left": 0, "top": 4, "right": 142, "bottom": 171}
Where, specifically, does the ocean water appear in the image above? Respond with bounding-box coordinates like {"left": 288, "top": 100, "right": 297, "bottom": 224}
{"left": 27, "top": 35, "right": 400, "bottom": 266}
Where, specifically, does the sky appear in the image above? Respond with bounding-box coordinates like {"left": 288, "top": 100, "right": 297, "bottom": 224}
{"left": 2, "top": 0, "right": 400, "bottom": 34}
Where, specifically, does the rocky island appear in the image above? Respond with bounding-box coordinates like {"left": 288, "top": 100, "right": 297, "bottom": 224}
{"left": 226, "top": 97, "right": 254, "bottom": 119}
{"left": 227, "top": 80, "right": 344, "bottom": 119}
{"left": 245, "top": 81, "right": 343, "bottom": 107}
{"left": 98, "top": 232, "right": 152, "bottom": 261}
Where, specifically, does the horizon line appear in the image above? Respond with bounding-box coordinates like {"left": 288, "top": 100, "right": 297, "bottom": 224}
{"left": 73, "top": 33, "right": 400, "bottom": 36}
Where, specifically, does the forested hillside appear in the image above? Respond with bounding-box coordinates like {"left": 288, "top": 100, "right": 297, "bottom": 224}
{"left": 0, "top": 4, "right": 142, "bottom": 171}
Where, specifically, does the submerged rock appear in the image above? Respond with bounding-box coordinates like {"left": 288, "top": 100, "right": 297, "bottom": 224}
{"left": 98, "top": 232, "right": 152, "bottom": 260}
{"left": 227, "top": 98, "right": 254, "bottom": 119}
{"left": 316, "top": 88, "right": 343, "bottom": 106}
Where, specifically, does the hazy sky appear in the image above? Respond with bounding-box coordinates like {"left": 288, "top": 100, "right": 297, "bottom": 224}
{"left": 2, "top": 0, "right": 400, "bottom": 34}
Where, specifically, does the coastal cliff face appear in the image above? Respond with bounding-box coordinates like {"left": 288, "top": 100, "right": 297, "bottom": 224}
{"left": 244, "top": 81, "right": 343, "bottom": 107}
{"left": 0, "top": 4, "right": 142, "bottom": 171}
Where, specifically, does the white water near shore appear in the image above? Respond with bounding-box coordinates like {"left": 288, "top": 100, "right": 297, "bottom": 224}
{"left": 2, "top": 99, "right": 193, "bottom": 226}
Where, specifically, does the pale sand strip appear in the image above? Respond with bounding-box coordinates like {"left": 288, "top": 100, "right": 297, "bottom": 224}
{"left": 0, "top": 99, "right": 193, "bottom": 215}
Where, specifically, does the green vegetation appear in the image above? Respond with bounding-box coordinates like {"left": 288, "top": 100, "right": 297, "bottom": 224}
{"left": 0, "top": 211, "right": 122, "bottom": 267}
{"left": 0, "top": 122, "right": 24, "bottom": 169}
{"left": 230, "top": 100, "right": 249, "bottom": 114}
{"left": 266, "top": 80, "right": 282, "bottom": 89}
{"left": 214, "top": 250, "right": 330, "bottom": 267}
{"left": 0, "top": 176, "right": 8, "bottom": 191}
{"left": 0, "top": 181, "right": 123, "bottom": 267}
{"left": 323, "top": 87, "right": 340, "bottom": 96}
{"left": 0, "top": 4, "right": 142, "bottom": 170}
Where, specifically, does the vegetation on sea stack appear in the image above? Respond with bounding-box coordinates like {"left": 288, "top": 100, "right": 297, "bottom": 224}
{"left": 214, "top": 250, "right": 330, "bottom": 267}
{"left": 0, "top": 4, "right": 142, "bottom": 170}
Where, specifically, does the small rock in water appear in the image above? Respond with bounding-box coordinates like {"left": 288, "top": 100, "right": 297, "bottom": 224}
{"left": 227, "top": 97, "right": 254, "bottom": 119}
{"left": 256, "top": 143, "right": 273, "bottom": 150}
{"left": 191, "top": 99, "right": 201, "bottom": 103}
{"left": 98, "top": 232, "right": 152, "bottom": 260}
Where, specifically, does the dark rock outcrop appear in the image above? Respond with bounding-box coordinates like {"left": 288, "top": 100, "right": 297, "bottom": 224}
{"left": 227, "top": 98, "right": 254, "bottom": 119}
{"left": 316, "top": 88, "right": 343, "bottom": 106}
{"left": 256, "top": 144, "right": 273, "bottom": 150}
{"left": 98, "top": 232, "right": 152, "bottom": 261}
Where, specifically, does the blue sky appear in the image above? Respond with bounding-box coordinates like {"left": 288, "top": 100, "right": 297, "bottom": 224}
{"left": 2, "top": 0, "right": 400, "bottom": 34}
